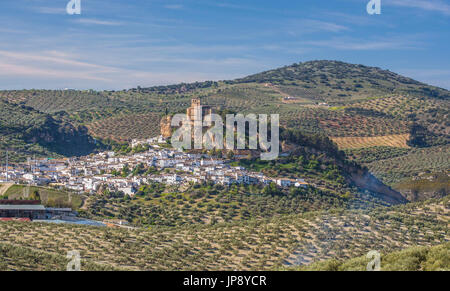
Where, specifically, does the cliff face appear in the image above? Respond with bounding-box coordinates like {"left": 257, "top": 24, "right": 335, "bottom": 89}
{"left": 349, "top": 169, "right": 407, "bottom": 204}
{"left": 160, "top": 115, "right": 173, "bottom": 138}
{"left": 25, "top": 117, "right": 98, "bottom": 156}
{"left": 0, "top": 100, "right": 98, "bottom": 159}
{"left": 282, "top": 130, "right": 408, "bottom": 205}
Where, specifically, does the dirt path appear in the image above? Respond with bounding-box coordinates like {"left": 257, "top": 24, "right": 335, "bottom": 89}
{"left": 0, "top": 183, "right": 14, "bottom": 197}
{"left": 265, "top": 83, "right": 290, "bottom": 98}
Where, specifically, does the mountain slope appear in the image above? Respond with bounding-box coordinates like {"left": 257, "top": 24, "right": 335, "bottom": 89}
{"left": 281, "top": 242, "right": 450, "bottom": 271}
{"left": 0, "top": 100, "right": 98, "bottom": 162}
{"left": 0, "top": 60, "right": 448, "bottom": 200}
{"left": 0, "top": 60, "right": 448, "bottom": 143}
{"left": 0, "top": 196, "right": 447, "bottom": 270}
{"left": 233, "top": 60, "right": 449, "bottom": 102}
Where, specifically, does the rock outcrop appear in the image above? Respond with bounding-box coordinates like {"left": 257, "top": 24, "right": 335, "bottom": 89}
{"left": 160, "top": 115, "right": 173, "bottom": 138}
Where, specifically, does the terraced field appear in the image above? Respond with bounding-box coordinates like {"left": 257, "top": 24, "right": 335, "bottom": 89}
{"left": 0, "top": 90, "right": 122, "bottom": 113}
{"left": 284, "top": 198, "right": 449, "bottom": 266}
{"left": 344, "top": 146, "right": 411, "bottom": 164}
{"left": 352, "top": 95, "right": 447, "bottom": 118}
{"left": 351, "top": 95, "right": 449, "bottom": 138}
{"left": 0, "top": 243, "right": 117, "bottom": 271}
{"left": 1, "top": 61, "right": 448, "bottom": 160}
{"left": 331, "top": 134, "right": 410, "bottom": 149}
{"left": 282, "top": 242, "right": 450, "bottom": 271}
{"left": 82, "top": 182, "right": 387, "bottom": 227}
{"left": 86, "top": 112, "right": 162, "bottom": 142}
{"left": 281, "top": 107, "right": 409, "bottom": 137}
{"left": 202, "top": 83, "right": 281, "bottom": 113}
{"left": 366, "top": 145, "right": 450, "bottom": 184}
{"left": 0, "top": 197, "right": 447, "bottom": 270}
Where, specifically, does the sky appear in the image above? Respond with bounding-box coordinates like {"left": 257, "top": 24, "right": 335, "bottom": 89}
{"left": 0, "top": 0, "right": 449, "bottom": 90}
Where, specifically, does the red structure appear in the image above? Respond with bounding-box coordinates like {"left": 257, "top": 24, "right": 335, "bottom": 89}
{"left": 0, "top": 200, "right": 41, "bottom": 205}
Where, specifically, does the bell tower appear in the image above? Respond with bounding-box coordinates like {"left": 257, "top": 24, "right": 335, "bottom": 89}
{"left": 191, "top": 98, "right": 201, "bottom": 107}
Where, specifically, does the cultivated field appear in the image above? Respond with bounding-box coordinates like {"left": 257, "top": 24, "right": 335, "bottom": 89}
{"left": 367, "top": 145, "right": 450, "bottom": 184}
{"left": 86, "top": 112, "right": 162, "bottom": 142}
{"left": 0, "top": 197, "right": 447, "bottom": 270}
{"left": 3, "top": 185, "right": 84, "bottom": 209}
{"left": 331, "top": 134, "right": 410, "bottom": 149}
{"left": 281, "top": 242, "right": 450, "bottom": 271}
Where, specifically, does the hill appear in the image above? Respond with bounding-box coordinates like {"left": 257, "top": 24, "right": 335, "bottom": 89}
{"left": 0, "top": 60, "right": 448, "bottom": 271}
{"left": 1, "top": 61, "right": 448, "bottom": 142}
{"left": 0, "top": 99, "right": 98, "bottom": 162}
{"left": 280, "top": 242, "right": 449, "bottom": 271}
{"left": 0, "top": 196, "right": 447, "bottom": 270}
{"left": 0, "top": 242, "right": 119, "bottom": 271}
{"left": 233, "top": 60, "right": 449, "bottom": 101}
{"left": 78, "top": 128, "right": 405, "bottom": 228}
{"left": 0, "top": 60, "right": 448, "bottom": 199}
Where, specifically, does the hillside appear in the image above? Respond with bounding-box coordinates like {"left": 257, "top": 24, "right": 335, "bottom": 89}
{"left": 1, "top": 61, "right": 448, "bottom": 142}
{"left": 0, "top": 243, "right": 118, "bottom": 271}
{"left": 0, "top": 100, "right": 98, "bottom": 162}
{"left": 346, "top": 144, "right": 449, "bottom": 200}
{"left": 0, "top": 196, "right": 447, "bottom": 270}
{"left": 234, "top": 60, "right": 449, "bottom": 102}
{"left": 281, "top": 242, "right": 449, "bottom": 271}
{"left": 0, "top": 60, "right": 448, "bottom": 199}
{"left": 78, "top": 128, "right": 405, "bottom": 228}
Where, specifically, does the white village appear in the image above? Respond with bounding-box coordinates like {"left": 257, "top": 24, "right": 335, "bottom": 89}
{"left": 0, "top": 99, "right": 307, "bottom": 199}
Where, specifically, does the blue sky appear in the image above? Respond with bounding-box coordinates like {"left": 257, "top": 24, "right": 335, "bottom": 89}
{"left": 0, "top": 0, "right": 449, "bottom": 90}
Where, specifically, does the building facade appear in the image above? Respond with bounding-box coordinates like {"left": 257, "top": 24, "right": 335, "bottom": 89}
{"left": 186, "top": 98, "right": 213, "bottom": 125}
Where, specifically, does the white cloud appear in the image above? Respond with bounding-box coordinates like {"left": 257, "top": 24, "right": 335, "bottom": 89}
{"left": 0, "top": 63, "right": 111, "bottom": 82}
{"left": 0, "top": 50, "right": 118, "bottom": 83}
{"left": 74, "top": 18, "right": 123, "bottom": 26}
{"left": 285, "top": 19, "right": 349, "bottom": 36}
{"left": 34, "top": 6, "right": 66, "bottom": 15}
{"left": 398, "top": 69, "right": 450, "bottom": 89}
{"left": 0, "top": 50, "right": 116, "bottom": 70}
{"left": 389, "top": 0, "right": 450, "bottom": 16}
{"left": 0, "top": 49, "right": 244, "bottom": 89}
{"left": 300, "top": 20, "right": 349, "bottom": 33}
{"left": 302, "top": 37, "right": 420, "bottom": 50}
{"left": 164, "top": 4, "right": 184, "bottom": 10}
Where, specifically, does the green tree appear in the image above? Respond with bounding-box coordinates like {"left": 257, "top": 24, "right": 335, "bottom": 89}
{"left": 121, "top": 164, "right": 130, "bottom": 177}
{"left": 29, "top": 190, "right": 40, "bottom": 201}
{"left": 226, "top": 150, "right": 235, "bottom": 160}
